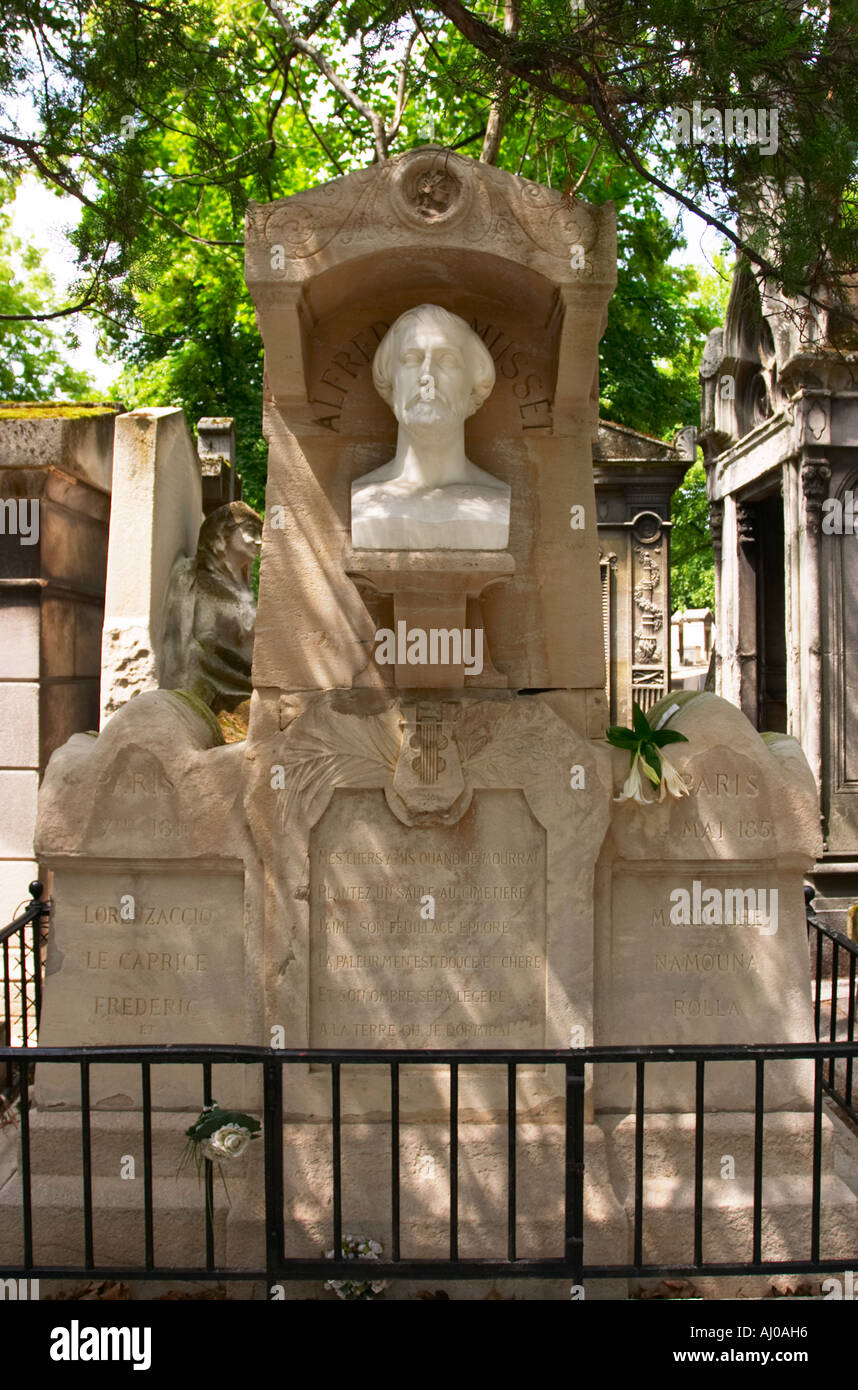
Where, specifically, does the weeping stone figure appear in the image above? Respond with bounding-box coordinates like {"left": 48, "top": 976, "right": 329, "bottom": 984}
{"left": 161, "top": 501, "right": 263, "bottom": 712}
{"left": 351, "top": 303, "right": 511, "bottom": 550}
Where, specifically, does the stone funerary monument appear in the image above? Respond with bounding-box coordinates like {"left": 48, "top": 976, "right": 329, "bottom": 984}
{"left": 9, "top": 148, "right": 858, "bottom": 1295}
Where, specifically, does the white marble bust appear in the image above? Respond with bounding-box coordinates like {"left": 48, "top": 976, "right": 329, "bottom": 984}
{"left": 351, "top": 304, "right": 510, "bottom": 549}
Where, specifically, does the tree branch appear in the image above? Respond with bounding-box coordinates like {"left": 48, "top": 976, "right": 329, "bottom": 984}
{"left": 387, "top": 23, "right": 419, "bottom": 141}
{"left": 433, "top": 0, "right": 788, "bottom": 284}
{"left": 264, "top": 0, "right": 390, "bottom": 160}
{"left": 289, "top": 72, "right": 345, "bottom": 173}
{"left": 0, "top": 290, "right": 99, "bottom": 322}
{"left": 0, "top": 242, "right": 110, "bottom": 322}
{"left": 432, "top": 0, "right": 593, "bottom": 106}
{"left": 568, "top": 136, "right": 601, "bottom": 196}
{"left": 480, "top": 0, "right": 520, "bottom": 164}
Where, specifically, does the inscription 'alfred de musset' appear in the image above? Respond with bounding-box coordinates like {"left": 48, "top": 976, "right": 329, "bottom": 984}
{"left": 312, "top": 317, "right": 552, "bottom": 434}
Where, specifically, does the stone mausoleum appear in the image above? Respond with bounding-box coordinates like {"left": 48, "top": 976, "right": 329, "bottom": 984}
{"left": 3, "top": 149, "right": 856, "bottom": 1297}
{"left": 700, "top": 267, "right": 858, "bottom": 933}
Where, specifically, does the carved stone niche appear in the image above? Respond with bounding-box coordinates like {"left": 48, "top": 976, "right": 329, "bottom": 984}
{"left": 244, "top": 147, "right": 617, "bottom": 695}
{"left": 245, "top": 691, "right": 612, "bottom": 1114}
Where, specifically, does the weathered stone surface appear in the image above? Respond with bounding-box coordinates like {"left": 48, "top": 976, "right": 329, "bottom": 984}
{"left": 0, "top": 682, "right": 39, "bottom": 766}
{"left": 0, "top": 414, "right": 114, "bottom": 923}
{"left": 34, "top": 689, "right": 259, "bottom": 1106}
{"left": 0, "top": 596, "right": 39, "bottom": 679}
{"left": 245, "top": 146, "right": 615, "bottom": 694}
{"left": 99, "top": 410, "right": 203, "bottom": 722}
{"left": 0, "top": 411, "right": 117, "bottom": 493}
{"left": 309, "top": 788, "right": 546, "bottom": 1048}
{"left": 0, "top": 770, "right": 38, "bottom": 856}
{"left": 595, "top": 691, "right": 821, "bottom": 1110}
{"left": 160, "top": 501, "right": 262, "bottom": 712}
{"left": 37, "top": 864, "right": 245, "bottom": 1107}
{"left": 244, "top": 691, "right": 612, "bottom": 1122}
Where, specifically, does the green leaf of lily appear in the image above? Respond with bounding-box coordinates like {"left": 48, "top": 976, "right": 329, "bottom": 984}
{"left": 650, "top": 728, "right": 689, "bottom": 748}
{"left": 632, "top": 701, "right": 651, "bottom": 739}
{"left": 605, "top": 726, "right": 640, "bottom": 751}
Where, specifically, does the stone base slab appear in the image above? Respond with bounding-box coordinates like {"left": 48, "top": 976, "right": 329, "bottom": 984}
{"left": 2, "top": 1108, "right": 856, "bottom": 1295}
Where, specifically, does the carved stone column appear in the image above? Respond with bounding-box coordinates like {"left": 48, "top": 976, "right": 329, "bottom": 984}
{"left": 735, "top": 500, "right": 758, "bottom": 725}
{"left": 800, "top": 459, "right": 831, "bottom": 788}
{"left": 708, "top": 500, "right": 723, "bottom": 692}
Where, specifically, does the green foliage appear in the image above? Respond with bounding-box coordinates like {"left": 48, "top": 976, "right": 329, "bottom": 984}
{"left": 347, "top": 0, "right": 858, "bottom": 313}
{"left": 0, "top": 183, "right": 93, "bottom": 400}
{"left": 80, "top": 3, "right": 725, "bottom": 506}
{"left": 5, "top": 0, "right": 846, "bottom": 520}
{"left": 670, "top": 459, "right": 716, "bottom": 613}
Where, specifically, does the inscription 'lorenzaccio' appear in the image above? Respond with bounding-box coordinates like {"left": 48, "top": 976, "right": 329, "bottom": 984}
{"left": 83, "top": 903, "right": 212, "bottom": 925}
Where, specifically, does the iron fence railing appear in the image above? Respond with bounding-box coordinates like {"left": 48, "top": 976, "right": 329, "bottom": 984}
{"left": 0, "top": 881, "right": 855, "bottom": 1287}
{"left": 806, "top": 887, "right": 858, "bottom": 1123}
{"left": 0, "top": 882, "right": 50, "bottom": 1102}
{"left": 1, "top": 1042, "right": 856, "bottom": 1287}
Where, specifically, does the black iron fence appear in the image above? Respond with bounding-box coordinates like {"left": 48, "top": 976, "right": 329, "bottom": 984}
{"left": 806, "top": 888, "right": 857, "bottom": 1123}
{"left": 0, "top": 882, "right": 49, "bottom": 1103}
{"left": 1, "top": 1041, "right": 857, "bottom": 1288}
{"left": 0, "top": 884, "right": 855, "bottom": 1288}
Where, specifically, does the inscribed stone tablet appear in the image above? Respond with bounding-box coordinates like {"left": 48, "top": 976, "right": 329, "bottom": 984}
{"left": 599, "top": 867, "right": 814, "bottom": 1109}
{"left": 309, "top": 788, "right": 546, "bottom": 1047}
{"left": 37, "top": 864, "right": 245, "bottom": 1106}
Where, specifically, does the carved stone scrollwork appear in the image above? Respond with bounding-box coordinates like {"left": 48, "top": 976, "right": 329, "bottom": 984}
{"left": 709, "top": 502, "right": 724, "bottom": 557}
{"left": 736, "top": 501, "right": 756, "bottom": 548}
{"left": 801, "top": 460, "right": 831, "bottom": 535}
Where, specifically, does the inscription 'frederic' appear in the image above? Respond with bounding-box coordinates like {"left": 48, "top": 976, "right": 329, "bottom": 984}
{"left": 94, "top": 997, "right": 195, "bottom": 1017}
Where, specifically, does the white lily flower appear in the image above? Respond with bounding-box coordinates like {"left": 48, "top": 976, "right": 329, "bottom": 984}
{"left": 615, "top": 750, "right": 656, "bottom": 804}
{"left": 657, "top": 750, "right": 691, "bottom": 801}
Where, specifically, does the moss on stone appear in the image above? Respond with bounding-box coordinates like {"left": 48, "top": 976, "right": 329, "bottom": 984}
{"left": 0, "top": 401, "right": 122, "bottom": 419}
{"left": 166, "top": 689, "right": 225, "bottom": 746}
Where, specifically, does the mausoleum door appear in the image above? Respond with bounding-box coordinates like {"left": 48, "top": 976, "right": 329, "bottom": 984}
{"left": 753, "top": 494, "right": 788, "bottom": 734}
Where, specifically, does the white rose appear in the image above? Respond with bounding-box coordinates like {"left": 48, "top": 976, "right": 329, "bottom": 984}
{"left": 201, "top": 1122, "right": 252, "bottom": 1161}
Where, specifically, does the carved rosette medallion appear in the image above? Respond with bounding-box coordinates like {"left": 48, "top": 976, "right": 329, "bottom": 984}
{"left": 390, "top": 150, "right": 473, "bottom": 229}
